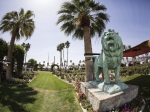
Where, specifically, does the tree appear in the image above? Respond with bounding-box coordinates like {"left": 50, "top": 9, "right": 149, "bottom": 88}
{"left": 78, "top": 63, "right": 81, "bottom": 70}
{"left": 28, "top": 58, "right": 37, "bottom": 70}
{"left": 65, "top": 41, "right": 70, "bottom": 67}
{"left": 57, "top": 44, "right": 62, "bottom": 70}
{"left": 123, "top": 45, "right": 127, "bottom": 51}
{"left": 21, "top": 43, "right": 31, "bottom": 64}
{"left": 79, "top": 60, "right": 81, "bottom": 63}
{"left": 0, "top": 38, "right": 8, "bottom": 72}
{"left": 12, "top": 44, "right": 25, "bottom": 75}
{"left": 38, "top": 63, "right": 44, "bottom": 70}
{"left": 128, "top": 45, "right": 131, "bottom": 49}
{"left": 57, "top": 0, "right": 109, "bottom": 81}
{"left": 60, "top": 43, "right": 65, "bottom": 68}
{"left": 0, "top": 8, "right": 35, "bottom": 80}
{"left": 82, "top": 60, "right": 85, "bottom": 63}
{"left": 70, "top": 60, "right": 72, "bottom": 66}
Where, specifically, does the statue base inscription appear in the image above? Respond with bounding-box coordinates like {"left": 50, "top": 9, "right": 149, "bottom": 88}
{"left": 80, "top": 82, "right": 139, "bottom": 112}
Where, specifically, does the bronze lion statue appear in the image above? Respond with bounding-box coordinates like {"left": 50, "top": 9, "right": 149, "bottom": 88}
{"left": 94, "top": 29, "right": 123, "bottom": 84}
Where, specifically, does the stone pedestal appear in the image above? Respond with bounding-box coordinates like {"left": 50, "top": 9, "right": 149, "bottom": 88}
{"left": 80, "top": 82, "right": 139, "bottom": 112}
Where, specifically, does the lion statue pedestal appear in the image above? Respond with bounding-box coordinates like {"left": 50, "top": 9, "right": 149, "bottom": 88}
{"left": 80, "top": 82, "right": 139, "bottom": 112}
{"left": 80, "top": 29, "right": 139, "bottom": 111}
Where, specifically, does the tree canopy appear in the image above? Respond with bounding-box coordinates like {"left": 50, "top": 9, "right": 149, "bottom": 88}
{"left": 0, "top": 38, "right": 8, "bottom": 60}
{"left": 12, "top": 44, "right": 25, "bottom": 75}
{"left": 0, "top": 38, "right": 8, "bottom": 72}
{"left": 0, "top": 8, "right": 35, "bottom": 80}
{"left": 28, "top": 58, "right": 37, "bottom": 68}
{"left": 57, "top": 0, "right": 109, "bottom": 40}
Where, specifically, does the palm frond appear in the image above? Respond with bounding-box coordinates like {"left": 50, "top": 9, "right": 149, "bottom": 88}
{"left": 11, "top": 11, "right": 19, "bottom": 21}
{"left": 57, "top": 9, "right": 71, "bottom": 14}
{"left": 1, "top": 12, "right": 13, "bottom": 21}
{"left": 0, "top": 20, "right": 15, "bottom": 33}
{"left": 60, "top": 22, "right": 73, "bottom": 31}
{"left": 61, "top": 2, "right": 76, "bottom": 12}
{"left": 90, "top": 16, "right": 106, "bottom": 37}
{"left": 60, "top": 21, "right": 75, "bottom": 36}
{"left": 15, "top": 32, "right": 20, "bottom": 40}
{"left": 57, "top": 44, "right": 61, "bottom": 51}
{"left": 19, "top": 13, "right": 35, "bottom": 39}
{"left": 20, "top": 28, "right": 25, "bottom": 37}
{"left": 64, "top": 25, "right": 75, "bottom": 36}
{"left": 72, "top": 27, "right": 84, "bottom": 40}
{"left": 57, "top": 0, "right": 109, "bottom": 39}
{"left": 56, "top": 14, "right": 74, "bottom": 25}
{"left": 89, "top": 1, "right": 107, "bottom": 12}
{"left": 19, "top": 8, "right": 24, "bottom": 17}
{"left": 65, "top": 41, "right": 70, "bottom": 48}
{"left": 0, "top": 8, "right": 35, "bottom": 40}
{"left": 89, "top": 24, "right": 96, "bottom": 37}
{"left": 25, "top": 10, "right": 35, "bottom": 19}
{"left": 96, "top": 12, "right": 109, "bottom": 22}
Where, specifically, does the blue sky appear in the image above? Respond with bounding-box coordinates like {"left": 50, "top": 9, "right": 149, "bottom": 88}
{"left": 0, "top": 0, "right": 150, "bottom": 65}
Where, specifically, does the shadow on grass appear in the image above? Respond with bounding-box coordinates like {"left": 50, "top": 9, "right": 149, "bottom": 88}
{"left": 124, "top": 75, "right": 150, "bottom": 108}
{"left": 0, "top": 84, "right": 38, "bottom": 112}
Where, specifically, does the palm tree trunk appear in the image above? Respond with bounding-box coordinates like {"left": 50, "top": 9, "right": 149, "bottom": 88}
{"left": 63, "top": 49, "right": 65, "bottom": 70}
{"left": 6, "top": 35, "right": 16, "bottom": 80}
{"left": 67, "top": 48, "right": 68, "bottom": 67}
{"left": 6, "top": 27, "right": 19, "bottom": 80}
{"left": 83, "top": 26, "right": 94, "bottom": 81}
{"left": 25, "top": 52, "right": 27, "bottom": 64}
{"left": 61, "top": 50, "right": 63, "bottom": 70}
{"left": 63, "top": 49, "right": 64, "bottom": 61}
{"left": 60, "top": 51, "right": 61, "bottom": 70}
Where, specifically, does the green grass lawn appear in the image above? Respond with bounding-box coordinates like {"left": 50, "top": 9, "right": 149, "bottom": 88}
{"left": 121, "top": 74, "right": 150, "bottom": 111}
{"left": 0, "top": 72, "right": 82, "bottom": 112}
{"left": 1, "top": 72, "right": 150, "bottom": 112}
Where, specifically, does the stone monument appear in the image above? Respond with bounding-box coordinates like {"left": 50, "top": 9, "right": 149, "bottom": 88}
{"left": 80, "top": 29, "right": 139, "bottom": 112}
{"left": 91, "top": 29, "right": 128, "bottom": 94}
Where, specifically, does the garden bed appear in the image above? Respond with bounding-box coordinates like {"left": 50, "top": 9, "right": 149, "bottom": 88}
{"left": 1, "top": 71, "right": 38, "bottom": 85}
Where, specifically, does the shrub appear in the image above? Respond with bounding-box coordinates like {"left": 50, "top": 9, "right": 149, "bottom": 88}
{"left": 120, "top": 63, "right": 150, "bottom": 77}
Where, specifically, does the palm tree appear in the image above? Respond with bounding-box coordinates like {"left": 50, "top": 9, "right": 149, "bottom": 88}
{"left": 21, "top": 43, "right": 30, "bottom": 64}
{"left": 65, "top": 41, "right": 70, "bottom": 67}
{"left": 70, "top": 60, "right": 72, "bottom": 66}
{"left": 72, "top": 62, "right": 75, "bottom": 69}
{"left": 82, "top": 60, "right": 85, "bottom": 63}
{"left": 128, "top": 45, "right": 131, "bottom": 49}
{"left": 57, "top": 0, "right": 109, "bottom": 81}
{"left": 123, "top": 45, "right": 128, "bottom": 51}
{"left": 57, "top": 44, "right": 62, "bottom": 70}
{"left": 60, "top": 43, "right": 65, "bottom": 68}
{"left": 0, "top": 8, "right": 35, "bottom": 80}
{"left": 79, "top": 60, "right": 81, "bottom": 63}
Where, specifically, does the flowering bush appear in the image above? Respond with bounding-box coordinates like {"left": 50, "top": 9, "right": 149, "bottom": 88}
{"left": 120, "top": 63, "right": 150, "bottom": 77}
{"left": 75, "top": 82, "right": 97, "bottom": 112}
{"left": 110, "top": 95, "right": 146, "bottom": 112}
{"left": 3, "top": 72, "right": 38, "bottom": 84}
{"left": 53, "top": 70, "right": 86, "bottom": 82}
